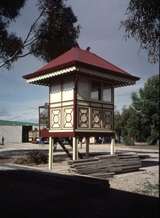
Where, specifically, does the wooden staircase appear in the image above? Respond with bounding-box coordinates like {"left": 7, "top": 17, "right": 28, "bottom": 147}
{"left": 56, "top": 138, "right": 83, "bottom": 159}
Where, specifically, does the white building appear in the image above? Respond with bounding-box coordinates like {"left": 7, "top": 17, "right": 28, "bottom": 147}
{"left": 0, "top": 120, "right": 38, "bottom": 144}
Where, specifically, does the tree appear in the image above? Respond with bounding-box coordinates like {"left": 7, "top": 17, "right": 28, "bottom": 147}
{"left": 0, "top": 0, "right": 26, "bottom": 68}
{"left": 31, "top": 0, "right": 80, "bottom": 62}
{"left": 115, "top": 75, "right": 159, "bottom": 145}
{"left": 115, "top": 107, "right": 138, "bottom": 145}
{"left": 131, "top": 74, "right": 160, "bottom": 144}
{"left": 121, "top": 0, "right": 160, "bottom": 63}
{"left": 0, "top": 0, "right": 79, "bottom": 68}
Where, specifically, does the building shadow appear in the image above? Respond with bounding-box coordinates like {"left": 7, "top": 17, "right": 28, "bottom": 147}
{"left": 0, "top": 169, "right": 158, "bottom": 218}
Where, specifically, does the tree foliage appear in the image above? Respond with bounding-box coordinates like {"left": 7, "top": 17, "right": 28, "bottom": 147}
{"left": 31, "top": 0, "right": 80, "bottom": 62}
{"left": 115, "top": 75, "right": 160, "bottom": 145}
{"left": 0, "top": 0, "right": 26, "bottom": 68}
{"left": 0, "top": 0, "right": 80, "bottom": 68}
{"left": 121, "top": 0, "right": 160, "bottom": 63}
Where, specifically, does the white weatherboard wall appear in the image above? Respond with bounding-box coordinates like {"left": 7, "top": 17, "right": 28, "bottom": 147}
{"left": 50, "top": 83, "right": 61, "bottom": 103}
{"left": 50, "top": 79, "right": 74, "bottom": 104}
{"left": 0, "top": 125, "right": 22, "bottom": 144}
{"left": 49, "top": 78, "right": 74, "bottom": 130}
{"left": 62, "top": 80, "right": 74, "bottom": 101}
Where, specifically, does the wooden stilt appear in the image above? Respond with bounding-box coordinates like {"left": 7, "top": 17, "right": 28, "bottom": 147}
{"left": 48, "top": 137, "right": 53, "bottom": 170}
{"left": 73, "top": 137, "right": 78, "bottom": 160}
{"left": 86, "top": 137, "right": 89, "bottom": 157}
{"left": 79, "top": 137, "right": 82, "bottom": 149}
{"left": 110, "top": 138, "right": 115, "bottom": 155}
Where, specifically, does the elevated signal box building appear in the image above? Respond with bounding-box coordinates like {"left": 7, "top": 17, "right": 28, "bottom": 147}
{"left": 23, "top": 46, "right": 139, "bottom": 168}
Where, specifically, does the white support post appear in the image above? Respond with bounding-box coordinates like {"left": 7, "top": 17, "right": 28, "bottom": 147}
{"left": 73, "top": 137, "right": 78, "bottom": 160}
{"left": 86, "top": 137, "right": 89, "bottom": 157}
{"left": 48, "top": 137, "right": 53, "bottom": 170}
{"left": 79, "top": 138, "right": 82, "bottom": 149}
{"left": 110, "top": 138, "right": 115, "bottom": 155}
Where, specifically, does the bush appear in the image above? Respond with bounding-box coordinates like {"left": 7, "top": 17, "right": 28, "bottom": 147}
{"left": 15, "top": 151, "right": 48, "bottom": 165}
{"left": 28, "top": 151, "right": 48, "bottom": 164}
{"left": 147, "top": 132, "right": 159, "bottom": 145}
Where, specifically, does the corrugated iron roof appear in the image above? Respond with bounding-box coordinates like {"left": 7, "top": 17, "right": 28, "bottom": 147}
{"left": 23, "top": 47, "right": 139, "bottom": 81}
{"left": 0, "top": 120, "right": 38, "bottom": 126}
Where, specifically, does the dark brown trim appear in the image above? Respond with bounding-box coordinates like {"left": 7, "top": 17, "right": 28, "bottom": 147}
{"left": 50, "top": 99, "right": 73, "bottom": 105}
{"left": 75, "top": 131, "right": 115, "bottom": 138}
{"left": 48, "top": 86, "right": 51, "bottom": 130}
{"left": 38, "top": 106, "right": 40, "bottom": 137}
{"left": 45, "top": 130, "right": 115, "bottom": 138}
{"left": 50, "top": 104, "right": 73, "bottom": 109}
{"left": 60, "top": 77, "right": 63, "bottom": 129}
{"left": 73, "top": 72, "right": 78, "bottom": 130}
{"left": 77, "top": 98, "right": 114, "bottom": 106}
{"left": 112, "top": 88, "right": 114, "bottom": 130}
{"left": 49, "top": 131, "right": 75, "bottom": 138}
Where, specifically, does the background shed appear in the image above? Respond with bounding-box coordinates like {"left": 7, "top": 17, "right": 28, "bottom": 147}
{"left": 0, "top": 120, "right": 38, "bottom": 144}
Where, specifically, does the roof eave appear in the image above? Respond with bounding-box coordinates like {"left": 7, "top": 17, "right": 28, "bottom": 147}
{"left": 23, "top": 61, "right": 77, "bottom": 80}
{"left": 75, "top": 61, "right": 140, "bottom": 82}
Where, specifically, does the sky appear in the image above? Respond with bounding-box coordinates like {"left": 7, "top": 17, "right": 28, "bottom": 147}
{"left": 0, "top": 0, "right": 158, "bottom": 122}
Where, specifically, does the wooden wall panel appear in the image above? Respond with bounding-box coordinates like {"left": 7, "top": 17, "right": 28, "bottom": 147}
{"left": 50, "top": 108, "right": 61, "bottom": 129}
{"left": 78, "top": 107, "right": 89, "bottom": 128}
{"left": 77, "top": 104, "right": 113, "bottom": 131}
{"left": 63, "top": 108, "right": 73, "bottom": 128}
{"left": 50, "top": 106, "right": 73, "bottom": 130}
{"left": 91, "top": 108, "right": 102, "bottom": 128}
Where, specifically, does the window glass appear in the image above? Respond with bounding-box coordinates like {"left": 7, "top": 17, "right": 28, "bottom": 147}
{"left": 91, "top": 82, "right": 101, "bottom": 100}
{"left": 102, "top": 87, "right": 112, "bottom": 102}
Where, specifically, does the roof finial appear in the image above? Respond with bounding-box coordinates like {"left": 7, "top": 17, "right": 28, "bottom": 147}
{"left": 86, "top": 46, "right": 91, "bottom": 51}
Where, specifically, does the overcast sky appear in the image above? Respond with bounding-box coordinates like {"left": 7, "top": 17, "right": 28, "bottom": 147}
{"left": 0, "top": 0, "right": 158, "bottom": 122}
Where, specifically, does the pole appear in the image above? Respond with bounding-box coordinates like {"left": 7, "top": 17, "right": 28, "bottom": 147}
{"left": 73, "top": 137, "right": 78, "bottom": 160}
{"left": 110, "top": 137, "right": 115, "bottom": 155}
{"left": 86, "top": 137, "right": 89, "bottom": 157}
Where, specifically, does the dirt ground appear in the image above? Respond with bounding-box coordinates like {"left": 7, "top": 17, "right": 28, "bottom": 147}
{"left": 0, "top": 143, "right": 159, "bottom": 218}
{"left": 0, "top": 143, "right": 159, "bottom": 198}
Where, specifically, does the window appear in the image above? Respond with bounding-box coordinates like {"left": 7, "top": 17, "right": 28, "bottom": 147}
{"left": 91, "top": 82, "right": 101, "bottom": 100}
{"left": 102, "top": 87, "right": 112, "bottom": 102}
{"left": 90, "top": 81, "right": 112, "bottom": 102}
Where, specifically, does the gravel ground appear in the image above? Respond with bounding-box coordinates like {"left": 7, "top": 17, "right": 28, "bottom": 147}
{"left": 27, "top": 160, "right": 159, "bottom": 198}
{"left": 110, "top": 166, "right": 159, "bottom": 197}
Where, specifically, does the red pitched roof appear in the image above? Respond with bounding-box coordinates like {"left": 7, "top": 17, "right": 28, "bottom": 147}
{"left": 23, "top": 47, "right": 139, "bottom": 80}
